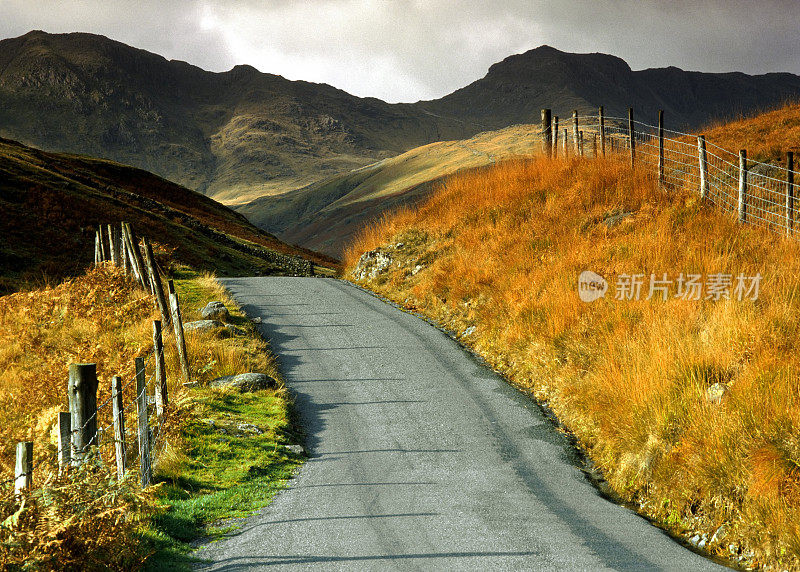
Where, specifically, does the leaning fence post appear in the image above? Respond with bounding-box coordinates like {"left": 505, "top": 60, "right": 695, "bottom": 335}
{"left": 120, "top": 222, "right": 129, "bottom": 275}
{"left": 98, "top": 225, "right": 109, "bottom": 262}
{"left": 112, "top": 375, "right": 127, "bottom": 480}
{"left": 168, "top": 280, "right": 191, "bottom": 383}
{"left": 541, "top": 109, "right": 552, "bottom": 158}
{"left": 58, "top": 412, "right": 71, "bottom": 471}
{"left": 572, "top": 110, "right": 580, "bottom": 156}
{"left": 68, "top": 363, "right": 99, "bottom": 465}
{"left": 599, "top": 106, "right": 606, "bottom": 156}
{"left": 738, "top": 149, "right": 748, "bottom": 223}
{"left": 787, "top": 152, "right": 795, "bottom": 235}
{"left": 121, "top": 224, "right": 143, "bottom": 286}
{"left": 135, "top": 357, "right": 152, "bottom": 488}
{"left": 143, "top": 237, "right": 170, "bottom": 325}
{"left": 124, "top": 223, "right": 149, "bottom": 291}
{"left": 552, "top": 116, "right": 559, "bottom": 158}
{"left": 698, "top": 136, "right": 709, "bottom": 200}
{"left": 628, "top": 108, "right": 636, "bottom": 168}
{"left": 14, "top": 442, "right": 33, "bottom": 496}
{"left": 153, "top": 320, "right": 168, "bottom": 416}
{"left": 658, "top": 110, "right": 665, "bottom": 185}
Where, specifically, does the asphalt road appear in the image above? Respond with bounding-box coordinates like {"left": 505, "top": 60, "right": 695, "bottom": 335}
{"left": 195, "top": 277, "right": 726, "bottom": 571}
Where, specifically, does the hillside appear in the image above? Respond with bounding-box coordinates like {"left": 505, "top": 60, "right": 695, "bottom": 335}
{"left": 1, "top": 32, "right": 799, "bottom": 209}
{"left": 345, "top": 153, "right": 800, "bottom": 569}
{"left": 0, "top": 137, "right": 336, "bottom": 293}
{"left": 237, "top": 124, "right": 540, "bottom": 256}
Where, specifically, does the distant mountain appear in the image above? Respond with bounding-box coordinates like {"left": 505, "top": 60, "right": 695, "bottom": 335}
{"left": 1, "top": 32, "right": 799, "bottom": 210}
{"left": 0, "top": 136, "right": 336, "bottom": 293}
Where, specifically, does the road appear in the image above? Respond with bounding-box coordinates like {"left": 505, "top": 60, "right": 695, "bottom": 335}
{"left": 195, "top": 277, "right": 725, "bottom": 571}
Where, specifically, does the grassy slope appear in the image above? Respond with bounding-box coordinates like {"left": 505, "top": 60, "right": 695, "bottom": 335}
{"left": 0, "top": 137, "right": 337, "bottom": 293}
{"left": 346, "top": 147, "right": 800, "bottom": 568}
{"left": 237, "top": 124, "right": 541, "bottom": 256}
{"left": 0, "top": 266, "right": 303, "bottom": 570}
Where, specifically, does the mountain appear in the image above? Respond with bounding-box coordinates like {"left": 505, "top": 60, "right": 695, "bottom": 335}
{"left": 0, "top": 136, "right": 336, "bottom": 294}
{"left": 237, "top": 125, "right": 540, "bottom": 256}
{"left": 2, "top": 32, "right": 800, "bottom": 211}
{"left": 0, "top": 30, "right": 471, "bottom": 206}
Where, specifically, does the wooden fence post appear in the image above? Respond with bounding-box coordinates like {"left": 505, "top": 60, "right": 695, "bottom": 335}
{"left": 738, "top": 149, "right": 748, "bottom": 223}
{"left": 123, "top": 223, "right": 149, "bottom": 291}
{"left": 107, "top": 224, "right": 119, "bottom": 266}
{"left": 143, "top": 237, "right": 170, "bottom": 325}
{"left": 599, "top": 106, "right": 606, "bottom": 157}
{"left": 552, "top": 116, "right": 559, "bottom": 158}
{"left": 135, "top": 357, "right": 152, "bottom": 487}
{"left": 168, "top": 280, "right": 191, "bottom": 383}
{"left": 68, "top": 363, "right": 98, "bottom": 465}
{"left": 153, "top": 320, "right": 168, "bottom": 416}
{"left": 58, "top": 412, "right": 71, "bottom": 471}
{"left": 572, "top": 110, "right": 580, "bottom": 156}
{"left": 563, "top": 129, "right": 568, "bottom": 157}
{"left": 628, "top": 108, "right": 636, "bottom": 168}
{"left": 14, "top": 442, "right": 33, "bottom": 496}
{"left": 112, "top": 375, "right": 127, "bottom": 480}
{"left": 121, "top": 225, "right": 142, "bottom": 285}
{"left": 787, "top": 151, "right": 795, "bottom": 235}
{"left": 541, "top": 109, "right": 552, "bottom": 158}
{"left": 120, "top": 222, "right": 129, "bottom": 275}
{"left": 94, "top": 230, "right": 102, "bottom": 267}
{"left": 98, "top": 225, "right": 108, "bottom": 262}
{"left": 698, "top": 136, "right": 709, "bottom": 200}
{"left": 658, "top": 110, "right": 665, "bottom": 185}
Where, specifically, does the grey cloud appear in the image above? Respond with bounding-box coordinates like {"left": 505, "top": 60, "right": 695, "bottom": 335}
{"left": 0, "top": 0, "right": 797, "bottom": 103}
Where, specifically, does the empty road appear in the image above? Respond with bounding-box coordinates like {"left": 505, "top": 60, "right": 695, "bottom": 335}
{"left": 195, "top": 277, "right": 725, "bottom": 571}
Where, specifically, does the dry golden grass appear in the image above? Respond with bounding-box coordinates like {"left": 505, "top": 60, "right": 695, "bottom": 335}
{"left": 346, "top": 154, "right": 800, "bottom": 569}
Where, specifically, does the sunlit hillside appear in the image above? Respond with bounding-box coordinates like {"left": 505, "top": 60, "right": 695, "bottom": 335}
{"left": 346, "top": 142, "right": 800, "bottom": 568}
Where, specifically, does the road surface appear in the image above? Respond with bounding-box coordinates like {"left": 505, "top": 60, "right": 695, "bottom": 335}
{"left": 195, "top": 277, "right": 725, "bottom": 571}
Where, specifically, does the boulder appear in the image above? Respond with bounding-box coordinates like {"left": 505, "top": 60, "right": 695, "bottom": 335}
{"left": 353, "top": 249, "right": 392, "bottom": 280}
{"left": 184, "top": 319, "right": 226, "bottom": 334}
{"left": 201, "top": 301, "right": 230, "bottom": 322}
{"left": 210, "top": 372, "right": 277, "bottom": 392}
{"left": 707, "top": 382, "right": 728, "bottom": 404}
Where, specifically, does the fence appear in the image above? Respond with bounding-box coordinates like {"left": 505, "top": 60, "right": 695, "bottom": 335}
{"left": 6, "top": 222, "right": 192, "bottom": 495}
{"left": 539, "top": 107, "right": 799, "bottom": 237}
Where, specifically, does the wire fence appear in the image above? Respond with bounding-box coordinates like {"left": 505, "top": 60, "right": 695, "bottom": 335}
{"left": 2, "top": 222, "right": 189, "bottom": 495}
{"left": 544, "top": 109, "right": 799, "bottom": 238}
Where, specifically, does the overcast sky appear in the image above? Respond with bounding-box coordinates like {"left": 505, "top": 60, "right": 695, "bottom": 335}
{"left": 1, "top": 0, "right": 798, "bottom": 103}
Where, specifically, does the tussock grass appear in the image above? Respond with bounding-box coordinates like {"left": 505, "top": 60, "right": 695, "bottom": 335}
{"left": 346, "top": 154, "right": 800, "bottom": 569}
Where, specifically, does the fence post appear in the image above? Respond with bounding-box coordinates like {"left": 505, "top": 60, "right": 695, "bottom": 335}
{"left": 572, "top": 110, "right": 580, "bottom": 156}
{"left": 168, "top": 280, "right": 191, "bottom": 383}
{"left": 120, "top": 222, "right": 129, "bottom": 275}
{"left": 563, "top": 129, "right": 568, "bottom": 157}
{"left": 121, "top": 225, "right": 142, "bottom": 285}
{"left": 124, "top": 223, "right": 149, "bottom": 291}
{"left": 541, "top": 109, "right": 552, "bottom": 158}
{"left": 698, "top": 136, "right": 709, "bottom": 200}
{"left": 58, "top": 412, "right": 71, "bottom": 471}
{"left": 94, "top": 230, "right": 101, "bottom": 267}
{"left": 135, "top": 357, "right": 152, "bottom": 487}
{"left": 658, "top": 110, "right": 665, "bottom": 185}
{"left": 787, "top": 151, "right": 795, "bottom": 235}
{"left": 143, "top": 237, "right": 171, "bottom": 325}
{"left": 552, "top": 116, "right": 559, "bottom": 158}
{"left": 111, "top": 375, "right": 127, "bottom": 480}
{"left": 738, "top": 149, "right": 748, "bottom": 223}
{"left": 599, "top": 106, "right": 606, "bottom": 157}
{"left": 153, "top": 320, "right": 168, "bottom": 416}
{"left": 628, "top": 108, "right": 636, "bottom": 168}
{"left": 98, "top": 225, "right": 108, "bottom": 262}
{"left": 107, "top": 224, "right": 119, "bottom": 266}
{"left": 14, "top": 442, "right": 33, "bottom": 496}
{"left": 68, "top": 363, "right": 98, "bottom": 465}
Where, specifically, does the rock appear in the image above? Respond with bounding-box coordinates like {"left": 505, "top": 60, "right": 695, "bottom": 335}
{"left": 690, "top": 534, "right": 701, "bottom": 546}
{"left": 201, "top": 301, "right": 230, "bottom": 321}
{"left": 285, "top": 444, "right": 305, "bottom": 456}
{"left": 184, "top": 319, "right": 226, "bottom": 334}
{"left": 223, "top": 323, "right": 246, "bottom": 337}
{"left": 251, "top": 316, "right": 262, "bottom": 324}
{"left": 707, "top": 382, "right": 728, "bottom": 404}
{"left": 411, "top": 264, "right": 424, "bottom": 275}
{"left": 236, "top": 422, "right": 264, "bottom": 435}
{"left": 463, "top": 325, "right": 476, "bottom": 337}
{"left": 210, "top": 372, "right": 277, "bottom": 392}
{"left": 711, "top": 524, "right": 729, "bottom": 544}
{"left": 353, "top": 249, "right": 393, "bottom": 280}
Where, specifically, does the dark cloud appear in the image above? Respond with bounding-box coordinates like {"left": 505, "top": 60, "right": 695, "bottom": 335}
{"left": 1, "top": 1, "right": 797, "bottom": 103}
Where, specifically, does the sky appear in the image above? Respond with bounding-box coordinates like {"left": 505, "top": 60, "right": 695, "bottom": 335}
{"left": 0, "top": 0, "right": 798, "bottom": 103}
